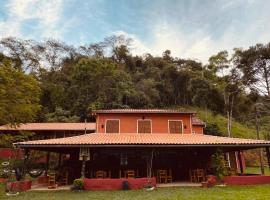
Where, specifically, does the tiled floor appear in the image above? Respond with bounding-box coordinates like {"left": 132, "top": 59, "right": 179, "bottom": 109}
{"left": 29, "top": 182, "right": 201, "bottom": 191}
{"left": 30, "top": 184, "right": 71, "bottom": 191}
{"left": 157, "top": 182, "right": 201, "bottom": 188}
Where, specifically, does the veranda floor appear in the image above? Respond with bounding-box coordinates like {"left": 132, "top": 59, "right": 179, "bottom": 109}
{"left": 157, "top": 182, "right": 201, "bottom": 188}
{"left": 29, "top": 181, "right": 201, "bottom": 191}
{"left": 30, "top": 184, "right": 71, "bottom": 191}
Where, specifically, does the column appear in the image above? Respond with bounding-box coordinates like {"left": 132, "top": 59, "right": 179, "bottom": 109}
{"left": 259, "top": 148, "right": 265, "bottom": 175}
{"left": 22, "top": 149, "right": 30, "bottom": 178}
{"left": 81, "top": 156, "right": 86, "bottom": 178}
{"left": 58, "top": 153, "right": 62, "bottom": 169}
{"left": 237, "top": 151, "right": 244, "bottom": 174}
{"left": 45, "top": 152, "right": 50, "bottom": 176}
{"left": 266, "top": 147, "right": 270, "bottom": 170}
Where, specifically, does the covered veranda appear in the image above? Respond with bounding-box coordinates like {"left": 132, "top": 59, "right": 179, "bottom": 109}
{"left": 13, "top": 134, "right": 270, "bottom": 189}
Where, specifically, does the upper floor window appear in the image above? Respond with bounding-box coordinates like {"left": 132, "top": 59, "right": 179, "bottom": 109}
{"left": 137, "top": 119, "right": 152, "bottom": 133}
{"left": 106, "top": 119, "right": 120, "bottom": 133}
{"left": 169, "top": 120, "right": 183, "bottom": 134}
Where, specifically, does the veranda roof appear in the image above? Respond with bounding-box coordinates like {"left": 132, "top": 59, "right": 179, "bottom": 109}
{"left": 14, "top": 133, "right": 270, "bottom": 148}
{"left": 94, "top": 109, "right": 195, "bottom": 114}
{"left": 0, "top": 123, "right": 96, "bottom": 131}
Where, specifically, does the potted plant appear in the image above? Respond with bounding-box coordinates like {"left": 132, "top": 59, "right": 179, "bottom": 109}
{"left": 143, "top": 182, "right": 155, "bottom": 191}
{"left": 211, "top": 149, "right": 228, "bottom": 186}
{"left": 71, "top": 178, "right": 84, "bottom": 191}
{"left": 122, "top": 180, "right": 130, "bottom": 190}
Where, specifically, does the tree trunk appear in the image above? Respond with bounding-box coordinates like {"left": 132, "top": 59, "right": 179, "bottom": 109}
{"left": 262, "top": 64, "right": 270, "bottom": 97}
{"left": 255, "top": 106, "right": 265, "bottom": 175}
{"left": 227, "top": 111, "right": 231, "bottom": 137}
{"left": 229, "top": 95, "right": 234, "bottom": 137}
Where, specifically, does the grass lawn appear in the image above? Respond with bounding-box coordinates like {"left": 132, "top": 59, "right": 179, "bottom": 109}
{"left": 245, "top": 167, "right": 270, "bottom": 175}
{"left": 1, "top": 184, "right": 270, "bottom": 200}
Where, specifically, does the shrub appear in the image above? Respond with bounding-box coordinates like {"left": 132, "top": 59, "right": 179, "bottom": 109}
{"left": 122, "top": 181, "right": 130, "bottom": 190}
{"left": 211, "top": 149, "right": 228, "bottom": 180}
{"left": 204, "top": 123, "right": 222, "bottom": 136}
{"left": 72, "top": 179, "right": 84, "bottom": 190}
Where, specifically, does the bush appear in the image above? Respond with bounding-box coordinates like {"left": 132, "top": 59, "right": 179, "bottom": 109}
{"left": 122, "top": 181, "right": 130, "bottom": 190}
{"left": 204, "top": 123, "right": 222, "bottom": 136}
{"left": 72, "top": 179, "right": 84, "bottom": 190}
{"left": 211, "top": 149, "right": 228, "bottom": 180}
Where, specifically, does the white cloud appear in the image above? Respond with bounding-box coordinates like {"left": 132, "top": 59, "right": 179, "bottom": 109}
{"left": 0, "top": 0, "right": 64, "bottom": 39}
{"left": 115, "top": 14, "right": 270, "bottom": 64}
{"left": 114, "top": 26, "right": 217, "bottom": 63}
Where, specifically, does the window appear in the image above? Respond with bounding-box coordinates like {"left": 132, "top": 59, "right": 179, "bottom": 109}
{"left": 169, "top": 120, "right": 183, "bottom": 134}
{"left": 138, "top": 120, "right": 151, "bottom": 133}
{"left": 106, "top": 119, "right": 120, "bottom": 133}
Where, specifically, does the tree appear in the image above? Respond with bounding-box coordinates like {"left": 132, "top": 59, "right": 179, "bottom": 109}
{"left": 0, "top": 37, "right": 41, "bottom": 71}
{"left": 162, "top": 50, "right": 172, "bottom": 61}
{"left": 208, "top": 50, "right": 229, "bottom": 76}
{"left": 0, "top": 54, "right": 41, "bottom": 125}
{"left": 66, "top": 58, "right": 135, "bottom": 119}
{"left": 45, "top": 107, "right": 80, "bottom": 122}
{"left": 208, "top": 50, "right": 243, "bottom": 137}
{"left": 235, "top": 43, "right": 270, "bottom": 97}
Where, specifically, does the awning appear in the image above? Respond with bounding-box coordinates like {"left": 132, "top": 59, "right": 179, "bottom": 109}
{"left": 14, "top": 133, "right": 270, "bottom": 148}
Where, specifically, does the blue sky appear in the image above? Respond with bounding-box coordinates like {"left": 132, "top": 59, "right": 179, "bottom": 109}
{"left": 0, "top": 0, "right": 270, "bottom": 63}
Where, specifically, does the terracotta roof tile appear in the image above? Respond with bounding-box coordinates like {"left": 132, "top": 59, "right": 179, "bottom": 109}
{"left": 192, "top": 117, "right": 206, "bottom": 126}
{"left": 0, "top": 123, "right": 96, "bottom": 131}
{"left": 14, "top": 133, "right": 270, "bottom": 147}
{"left": 94, "top": 109, "right": 195, "bottom": 114}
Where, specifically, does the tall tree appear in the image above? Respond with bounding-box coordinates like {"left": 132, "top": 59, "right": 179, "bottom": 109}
{"left": 235, "top": 43, "right": 270, "bottom": 97}
{"left": 208, "top": 50, "right": 243, "bottom": 137}
{"left": 0, "top": 54, "right": 41, "bottom": 125}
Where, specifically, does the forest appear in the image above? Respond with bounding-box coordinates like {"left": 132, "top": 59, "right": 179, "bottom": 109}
{"left": 0, "top": 35, "right": 270, "bottom": 140}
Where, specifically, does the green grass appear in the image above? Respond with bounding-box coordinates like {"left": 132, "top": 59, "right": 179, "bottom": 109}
{"left": 195, "top": 107, "right": 262, "bottom": 139}
{"left": 2, "top": 184, "right": 270, "bottom": 200}
{"left": 245, "top": 167, "right": 270, "bottom": 175}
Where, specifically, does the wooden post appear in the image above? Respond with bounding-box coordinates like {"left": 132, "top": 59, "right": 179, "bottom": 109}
{"left": 81, "top": 156, "right": 86, "bottom": 178}
{"left": 259, "top": 148, "right": 265, "bottom": 175}
{"left": 22, "top": 149, "right": 30, "bottom": 178}
{"left": 146, "top": 149, "right": 154, "bottom": 179}
{"left": 266, "top": 147, "right": 270, "bottom": 170}
{"left": 146, "top": 157, "right": 150, "bottom": 178}
{"left": 58, "top": 153, "right": 62, "bottom": 169}
{"left": 45, "top": 152, "right": 50, "bottom": 176}
{"left": 237, "top": 151, "right": 244, "bottom": 174}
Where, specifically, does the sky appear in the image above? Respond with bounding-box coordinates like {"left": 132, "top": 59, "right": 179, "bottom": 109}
{"left": 0, "top": 0, "right": 270, "bottom": 63}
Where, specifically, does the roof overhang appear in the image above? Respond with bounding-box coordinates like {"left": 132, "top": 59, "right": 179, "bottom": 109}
{"left": 15, "top": 144, "right": 270, "bottom": 148}
{"left": 93, "top": 109, "right": 196, "bottom": 114}
{"left": 0, "top": 123, "right": 96, "bottom": 131}
{"left": 14, "top": 133, "right": 270, "bottom": 150}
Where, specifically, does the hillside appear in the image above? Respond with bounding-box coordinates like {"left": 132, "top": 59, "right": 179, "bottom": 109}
{"left": 192, "top": 107, "right": 265, "bottom": 139}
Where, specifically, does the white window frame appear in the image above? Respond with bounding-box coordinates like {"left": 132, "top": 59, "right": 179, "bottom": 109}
{"left": 168, "top": 120, "right": 183, "bottom": 134}
{"left": 105, "top": 119, "right": 120, "bottom": 134}
{"left": 137, "top": 119, "right": 152, "bottom": 134}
